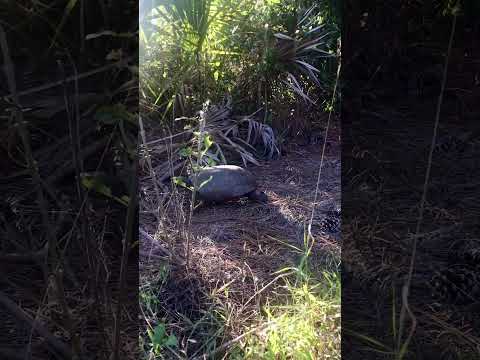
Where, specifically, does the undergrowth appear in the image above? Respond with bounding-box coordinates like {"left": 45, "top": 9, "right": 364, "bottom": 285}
{"left": 139, "top": 1, "right": 341, "bottom": 358}
{"left": 140, "top": 247, "right": 341, "bottom": 359}
{"left": 238, "top": 271, "right": 341, "bottom": 360}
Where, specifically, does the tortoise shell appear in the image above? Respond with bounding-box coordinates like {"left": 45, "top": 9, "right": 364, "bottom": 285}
{"left": 189, "top": 165, "right": 258, "bottom": 202}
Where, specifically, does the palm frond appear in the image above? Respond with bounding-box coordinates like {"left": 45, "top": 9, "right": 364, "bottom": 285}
{"left": 187, "top": 97, "right": 280, "bottom": 166}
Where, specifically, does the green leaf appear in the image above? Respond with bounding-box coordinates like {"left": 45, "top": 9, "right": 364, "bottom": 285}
{"left": 165, "top": 334, "right": 178, "bottom": 348}
{"left": 117, "top": 195, "right": 130, "bottom": 206}
{"left": 173, "top": 176, "right": 192, "bottom": 190}
{"left": 49, "top": 0, "right": 79, "bottom": 51}
{"left": 94, "top": 104, "right": 132, "bottom": 125}
{"left": 206, "top": 158, "right": 217, "bottom": 167}
{"left": 191, "top": 164, "right": 202, "bottom": 173}
{"left": 81, "top": 174, "right": 113, "bottom": 198}
{"left": 203, "top": 134, "right": 213, "bottom": 151}
{"left": 179, "top": 147, "right": 193, "bottom": 158}
{"left": 152, "top": 324, "right": 166, "bottom": 344}
{"left": 147, "top": 323, "right": 177, "bottom": 353}
{"left": 80, "top": 173, "right": 129, "bottom": 206}
{"left": 85, "top": 31, "right": 135, "bottom": 40}
{"left": 147, "top": 328, "right": 154, "bottom": 342}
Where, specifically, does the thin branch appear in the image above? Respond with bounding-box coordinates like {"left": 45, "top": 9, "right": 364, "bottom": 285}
{"left": 396, "top": 10, "right": 457, "bottom": 356}
{"left": 0, "top": 245, "right": 47, "bottom": 263}
{"left": 191, "top": 321, "right": 274, "bottom": 360}
{"left": 308, "top": 52, "right": 341, "bottom": 235}
{"left": 0, "top": 291, "right": 72, "bottom": 359}
{"left": 2, "top": 56, "right": 134, "bottom": 101}
{"left": 111, "top": 151, "right": 139, "bottom": 360}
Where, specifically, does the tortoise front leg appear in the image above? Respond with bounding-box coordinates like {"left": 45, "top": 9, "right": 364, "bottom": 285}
{"left": 247, "top": 190, "right": 268, "bottom": 203}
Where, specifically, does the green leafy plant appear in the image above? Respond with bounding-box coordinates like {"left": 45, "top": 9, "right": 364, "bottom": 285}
{"left": 172, "top": 115, "right": 216, "bottom": 197}
{"left": 147, "top": 323, "right": 178, "bottom": 355}
{"left": 263, "top": 1, "right": 338, "bottom": 103}
{"left": 239, "top": 240, "right": 341, "bottom": 360}
{"left": 80, "top": 173, "right": 129, "bottom": 206}
{"left": 140, "top": 0, "right": 339, "bottom": 127}
{"left": 95, "top": 103, "right": 138, "bottom": 156}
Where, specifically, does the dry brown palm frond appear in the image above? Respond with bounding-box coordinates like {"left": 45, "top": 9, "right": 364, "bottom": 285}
{"left": 192, "top": 97, "right": 280, "bottom": 167}
{"left": 238, "top": 115, "right": 280, "bottom": 160}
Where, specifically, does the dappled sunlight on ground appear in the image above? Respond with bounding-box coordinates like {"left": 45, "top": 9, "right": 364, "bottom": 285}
{"left": 139, "top": 125, "right": 341, "bottom": 356}
{"left": 141, "top": 129, "right": 341, "bottom": 298}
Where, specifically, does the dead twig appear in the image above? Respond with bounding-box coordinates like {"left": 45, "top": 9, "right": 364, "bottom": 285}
{"left": 0, "top": 291, "right": 72, "bottom": 359}
{"left": 397, "top": 11, "right": 457, "bottom": 357}
{"left": 111, "top": 152, "right": 138, "bottom": 360}
{"left": 2, "top": 56, "right": 135, "bottom": 101}
{"left": 0, "top": 245, "right": 47, "bottom": 263}
{"left": 191, "top": 321, "right": 274, "bottom": 360}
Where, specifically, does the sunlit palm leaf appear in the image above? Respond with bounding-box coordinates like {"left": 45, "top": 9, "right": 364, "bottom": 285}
{"left": 266, "top": 2, "right": 338, "bottom": 101}
{"left": 282, "top": 72, "right": 314, "bottom": 104}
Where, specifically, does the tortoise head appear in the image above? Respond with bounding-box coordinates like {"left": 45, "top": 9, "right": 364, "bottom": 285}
{"left": 248, "top": 190, "right": 269, "bottom": 203}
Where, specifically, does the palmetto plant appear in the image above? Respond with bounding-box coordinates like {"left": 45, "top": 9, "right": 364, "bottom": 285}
{"left": 140, "top": 0, "right": 339, "bottom": 161}
{"left": 141, "top": 0, "right": 231, "bottom": 52}
{"left": 140, "top": 0, "right": 253, "bottom": 119}
{"left": 259, "top": 1, "right": 339, "bottom": 105}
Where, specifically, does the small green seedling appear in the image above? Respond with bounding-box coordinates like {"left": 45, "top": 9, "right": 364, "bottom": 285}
{"left": 147, "top": 323, "right": 178, "bottom": 355}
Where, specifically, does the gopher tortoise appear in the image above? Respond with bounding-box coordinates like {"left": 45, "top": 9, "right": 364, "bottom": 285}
{"left": 187, "top": 165, "right": 268, "bottom": 203}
